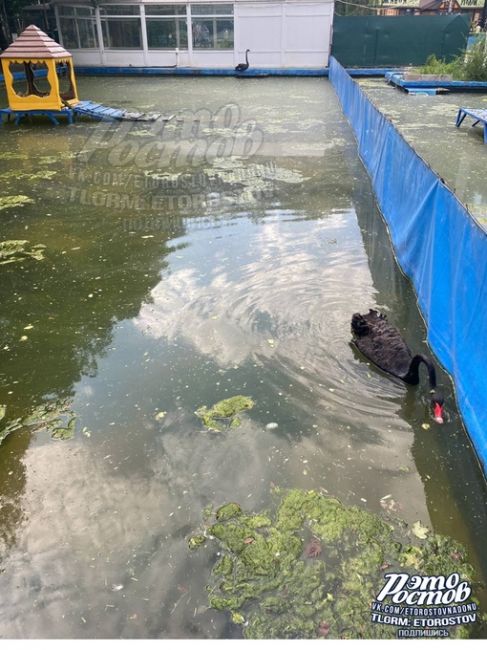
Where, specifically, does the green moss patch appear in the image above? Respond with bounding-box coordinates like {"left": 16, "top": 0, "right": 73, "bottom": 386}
{"left": 190, "top": 488, "right": 485, "bottom": 639}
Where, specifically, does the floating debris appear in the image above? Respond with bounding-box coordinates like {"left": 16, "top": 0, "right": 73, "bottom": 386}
{"left": 190, "top": 488, "right": 484, "bottom": 639}
{"left": 0, "top": 240, "right": 46, "bottom": 265}
{"left": 265, "top": 422, "right": 278, "bottom": 430}
{"left": 195, "top": 395, "right": 254, "bottom": 431}
{"left": 411, "top": 520, "right": 429, "bottom": 540}
{"left": 304, "top": 536, "right": 322, "bottom": 559}
{"left": 188, "top": 535, "right": 207, "bottom": 550}
{"left": 155, "top": 411, "right": 167, "bottom": 421}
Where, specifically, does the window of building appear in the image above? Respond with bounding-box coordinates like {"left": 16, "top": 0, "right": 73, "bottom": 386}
{"left": 100, "top": 5, "right": 142, "bottom": 49}
{"left": 191, "top": 4, "right": 234, "bottom": 49}
{"left": 58, "top": 5, "right": 98, "bottom": 49}
{"left": 146, "top": 5, "right": 188, "bottom": 49}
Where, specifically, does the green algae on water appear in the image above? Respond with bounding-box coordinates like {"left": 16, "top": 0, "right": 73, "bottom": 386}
{"left": 190, "top": 488, "right": 485, "bottom": 639}
{"left": 195, "top": 395, "right": 254, "bottom": 431}
{"left": 0, "top": 240, "right": 46, "bottom": 265}
{"left": 0, "top": 406, "right": 23, "bottom": 446}
{"left": 2, "top": 170, "right": 57, "bottom": 183}
{"left": 51, "top": 416, "right": 76, "bottom": 441}
{"left": 0, "top": 399, "right": 77, "bottom": 448}
{"left": 0, "top": 195, "right": 34, "bottom": 212}
{"left": 188, "top": 534, "right": 207, "bottom": 550}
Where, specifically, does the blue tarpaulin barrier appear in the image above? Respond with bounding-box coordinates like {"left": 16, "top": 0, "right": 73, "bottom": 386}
{"left": 329, "top": 56, "right": 487, "bottom": 475}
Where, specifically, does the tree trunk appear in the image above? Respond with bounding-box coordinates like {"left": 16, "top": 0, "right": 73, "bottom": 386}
{"left": 0, "top": 0, "right": 12, "bottom": 50}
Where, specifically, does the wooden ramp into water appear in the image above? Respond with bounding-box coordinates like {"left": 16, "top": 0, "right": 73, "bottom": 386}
{"left": 73, "top": 100, "right": 171, "bottom": 122}
{"left": 0, "top": 101, "right": 174, "bottom": 125}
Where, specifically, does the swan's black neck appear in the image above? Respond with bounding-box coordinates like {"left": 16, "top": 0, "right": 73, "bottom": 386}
{"left": 403, "top": 355, "right": 437, "bottom": 387}
{"left": 245, "top": 50, "right": 249, "bottom": 65}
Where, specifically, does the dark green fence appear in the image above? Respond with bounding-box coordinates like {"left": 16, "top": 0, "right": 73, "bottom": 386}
{"left": 332, "top": 15, "right": 470, "bottom": 67}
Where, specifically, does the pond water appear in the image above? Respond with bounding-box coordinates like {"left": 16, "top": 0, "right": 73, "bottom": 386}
{"left": 358, "top": 78, "right": 487, "bottom": 225}
{"left": 0, "top": 77, "right": 486, "bottom": 638}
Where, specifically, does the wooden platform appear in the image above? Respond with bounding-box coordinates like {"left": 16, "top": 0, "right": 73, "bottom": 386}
{"left": 73, "top": 100, "right": 161, "bottom": 122}
{"left": 455, "top": 108, "right": 487, "bottom": 144}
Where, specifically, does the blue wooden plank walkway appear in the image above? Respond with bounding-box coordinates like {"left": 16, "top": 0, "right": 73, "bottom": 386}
{"left": 73, "top": 100, "right": 160, "bottom": 122}
{"left": 455, "top": 108, "right": 487, "bottom": 144}
{"left": 0, "top": 101, "right": 166, "bottom": 125}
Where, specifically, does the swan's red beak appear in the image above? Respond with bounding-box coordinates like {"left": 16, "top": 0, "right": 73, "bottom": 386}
{"left": 433, "top": 402, "right": 444, "bottom": 424}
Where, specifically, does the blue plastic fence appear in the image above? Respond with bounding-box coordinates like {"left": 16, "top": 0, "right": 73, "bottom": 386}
{"left": 329, "top": 56, "right": 487, "bottom": 475}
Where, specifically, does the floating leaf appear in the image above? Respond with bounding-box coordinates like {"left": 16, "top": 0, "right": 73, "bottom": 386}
{"left": 231, "top": 612, "right": 245, "bottom": 625}
{"left": 411, "top": 520, "right": 429, "bottom": 539}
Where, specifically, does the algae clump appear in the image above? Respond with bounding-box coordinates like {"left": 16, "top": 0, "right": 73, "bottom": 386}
{"left": 0, "top": 195, "right": 34, "bottom": 212}
{"left": 190, "top": 488, "right": 485, "bottom": 639}
{"left": 0, "top": 240, "right": 46, "bottom": 265}
{"left": 188, "top": 535, "right": 207, "bottom": 550}
{"left": 195, "top": 395, "right": 254, "bottom": 431}
{"left": 1, "top": 399, "right": 76, "bottom": 449}
{"left": 216, "top": 503, "right": 242, "bottom": 521}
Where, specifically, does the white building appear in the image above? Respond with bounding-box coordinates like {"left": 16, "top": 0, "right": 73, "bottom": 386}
{"left": 51, "top": 1, "right": 334, "bottom": 69}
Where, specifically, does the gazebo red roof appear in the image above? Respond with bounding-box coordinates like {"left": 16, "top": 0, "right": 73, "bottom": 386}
{"left": 0, "top": 25, "right": 72, "bottom": 59}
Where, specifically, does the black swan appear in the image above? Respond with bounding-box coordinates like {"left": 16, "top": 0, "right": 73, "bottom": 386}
{"left": 235, "top": 49, "right": 250, "bottom": 72}
{"left": 351, "top": 309, "right": 444, "bottom": 423}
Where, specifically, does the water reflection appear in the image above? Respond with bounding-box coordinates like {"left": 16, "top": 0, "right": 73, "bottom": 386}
{"left": 0, "top": 77, "right": 485, "bottom": 638}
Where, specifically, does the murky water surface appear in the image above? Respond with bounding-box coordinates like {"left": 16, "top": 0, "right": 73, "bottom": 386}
{"left": 358, "top": 78, "right": 487, "bottom": 224}
{"left": 0, "top": 77, "right": 486, "bottom": 637}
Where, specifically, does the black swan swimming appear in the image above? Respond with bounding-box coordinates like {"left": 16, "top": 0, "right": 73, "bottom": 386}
{"left": 351, "top": 309, "right": 444, "bottom": 423}
{"left": 235, "top": 49, "right": 250, "bottom": 72}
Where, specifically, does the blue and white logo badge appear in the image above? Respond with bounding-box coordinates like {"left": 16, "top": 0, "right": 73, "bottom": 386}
{"left": 370, "top": 572, "right": 478, "bottom": 638}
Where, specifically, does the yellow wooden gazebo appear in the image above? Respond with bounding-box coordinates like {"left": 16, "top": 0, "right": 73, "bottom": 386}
{"left": 0, "top": 25, "right": 79, "bottom": 118}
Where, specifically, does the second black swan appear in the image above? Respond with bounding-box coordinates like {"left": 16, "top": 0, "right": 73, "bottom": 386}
{"left": 351, "top": 309, "right": 444, "bottom": 423}
{"left": 235, "top": 49, "right": 250, "bottom": 72}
